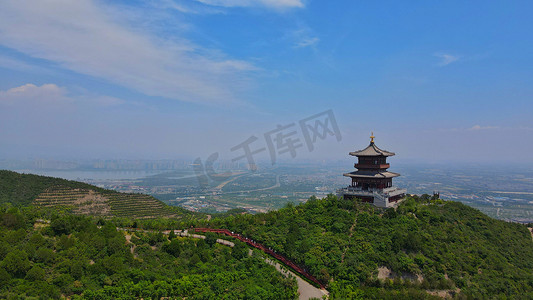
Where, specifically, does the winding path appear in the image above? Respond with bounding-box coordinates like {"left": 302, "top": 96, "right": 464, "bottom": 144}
{"left": 193, "top": 228, "right": 326, "bottom": 289}
{"left": 261, "top": 254, "right": 329, "bottom": 300}
{"left": 120, "top": 227, "right": 329, "bottom": 299}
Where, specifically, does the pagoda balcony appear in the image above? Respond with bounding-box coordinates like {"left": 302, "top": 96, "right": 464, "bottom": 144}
{"left": 337, "top": 186, "right": 407, "bottom": 208}
{"left": 354, "top": 163, "right": 390, "bottom": 169}
{"left": 340, "top": 186, "right": 406, "bottom": 197}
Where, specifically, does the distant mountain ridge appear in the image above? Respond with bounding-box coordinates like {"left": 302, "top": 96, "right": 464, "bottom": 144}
{"left": 0, "top": 170, "right": 187, "bottom": 218}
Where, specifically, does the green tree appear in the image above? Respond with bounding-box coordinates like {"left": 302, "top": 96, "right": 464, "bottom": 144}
{"left": 0, "top": 250, "right": 31, "bottom": 277}
{"left": 51, "top": 216, "right": 72, "bottom": 235}
{"left": 168, "top": 230, "right": 177, "bottom": 240}
{"left": 205, "top": 232, "right": 217, "bottom": 247}
{"left": 162, "top": 239, "right": 181, "bottom": 257}
{"left": 34, "top": 247, "right": 56, "bottom": 264}
{"left": 1, "top": 209, "right": 25, "bottom": 229}
{"left": 70, "top": 260, "right": 85, "bottom": 280}
{"left": 25, "top": 265, "right": 45, "bottom": 281}
{"left": 231, "top": 242, "right": 248, "bottom": 260}
{"left": 0, "top": 267, "right": 11, "bottom": 283}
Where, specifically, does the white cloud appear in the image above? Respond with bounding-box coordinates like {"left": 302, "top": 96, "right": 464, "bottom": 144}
{"left": 0, "top": 83, "right": 69, "bottom": 105}
{"left": 469, "top": 125, "right": 499, "bottom": 131}
{"left": 148, "top": 0, "right": 224, "bottom": 14}
{"left": 0, "top": 83, "right": 124, "bottom": 108}
{"left": 159, "top": 0, "right": 199, "bottom": 13}
{"left": 287, "top": 26, "right": 319, "bottom": 49}
{"left": 195, "top": 0, "right": 304, "bottom": 9}
{"left": 0, "top": 0, "right": 254, "bottom": 105}
{"left": 434, "top": 53, "right": 460, "bottom": 66}
{"left": 295, "top": 37, "right": 320, "bottom": 48}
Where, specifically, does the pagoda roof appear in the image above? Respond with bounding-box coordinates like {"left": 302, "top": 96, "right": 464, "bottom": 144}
{"left": 343, "top": 170, "right": 400, "bottom": 179}
{"left": 349, "top": 142, "right": 395, "bottom": 157}
{"left": 349, "top": 134, "right": 395, "bottom": 157}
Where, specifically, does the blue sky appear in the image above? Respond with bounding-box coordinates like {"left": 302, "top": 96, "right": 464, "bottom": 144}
{"left": 0, "top": 0, "right": 532, "bottom": 163}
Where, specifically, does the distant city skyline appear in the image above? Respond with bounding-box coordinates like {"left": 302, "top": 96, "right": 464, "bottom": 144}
{"left": 1, "top": 1, "right": 532, "bottom": 163}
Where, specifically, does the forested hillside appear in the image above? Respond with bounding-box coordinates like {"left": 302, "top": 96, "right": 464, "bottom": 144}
{"left": 0, "top": 170, "right": 104, "bottom": 206}
{"left": 0, "top": 170, "right": 191, "bottom": 219}
{"left": 2, "top": 170, "right": 533, "bottom": 298}
{"left": 211, "top": 195, "right": 533, "bottom": 299}
{"left": 0, "top": 207, "right": 298, "bottom": 299}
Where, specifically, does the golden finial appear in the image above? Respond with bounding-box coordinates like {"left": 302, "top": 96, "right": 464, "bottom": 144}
{"left": 370, "top": 132, "right": 375, "bottom": 143}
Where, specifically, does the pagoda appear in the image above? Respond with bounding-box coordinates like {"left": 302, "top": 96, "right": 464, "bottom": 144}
{"left": 337, "top": 133, "right": 406, "bottom": 208}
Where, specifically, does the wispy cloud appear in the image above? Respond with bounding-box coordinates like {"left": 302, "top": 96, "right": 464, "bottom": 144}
{"left": 0, "top": 83, "right": 124, "bottom": 108}
{"left": 0, "top": 1, "right": 254, "bottom": 105}
{"left": 149, "top": 0, "right": 224, "bottom": 14}
{"left": 295, "top": 37, "right": 320, "bottom": 48}
{"left": 436, "top": 125, "right": 502, "bottom": 133}
{"left": 158, "top": 0, "right": 201, "bottom": 13}
{"left": 288, "top": 26, "right": 319, "bottom": 49}
{"left": 0, "top": 55, "right": 41, "bottom": 72}
{"left": 194, "top": 0, "right": 305, "bottom": 9}
{"left": 434, "top": 53, "right": 460, "bottom": 66}
{"left": 0, "top": 83, "right": 70, "bottom": 105}
{"left": 469, "top": 125, "right": 499, "bottom": 131}
{"left": 153, "top": 0, "right": 304, "bottom": 14}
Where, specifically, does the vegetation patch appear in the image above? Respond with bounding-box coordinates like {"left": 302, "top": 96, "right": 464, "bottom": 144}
{"left": 0, "top": 207, "right": 298, "bottom": 299}
{"left": 209, "top": 195, "right": 533, "bottom": 299}
{"left": 1, "top": 170, "right": 190, "bottom": 219}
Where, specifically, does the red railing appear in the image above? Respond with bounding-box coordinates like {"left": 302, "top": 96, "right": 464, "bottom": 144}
{"left": 193, "top": 228, "right": 326, "bottom": 289}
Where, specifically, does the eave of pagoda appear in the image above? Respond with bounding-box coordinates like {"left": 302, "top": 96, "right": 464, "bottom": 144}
{"left": 343, "top": 170, "right": 400, "bottom": 179}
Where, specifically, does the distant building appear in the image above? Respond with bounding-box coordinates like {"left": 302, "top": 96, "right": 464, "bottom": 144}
{"left": 337, "top": 133, "right": 406, "bottom": 208}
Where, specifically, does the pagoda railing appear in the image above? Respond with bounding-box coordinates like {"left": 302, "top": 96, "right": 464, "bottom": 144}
{"left": 342, "top": 187, "right": 374, "bottom": 196}
{"left": 354, "top": 163, "right": 390, "bottom": 169}
{"left": 341, "top": 186, "right": 406, "bottom": 196}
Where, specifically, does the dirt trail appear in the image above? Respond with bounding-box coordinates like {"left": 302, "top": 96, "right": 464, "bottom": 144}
{"left": 121, "top": 227, "right": 327, "bottom": 299}
{"left": 256, "top": 251, "right": 328, "bottom": 300}
{"left": 124, "top": 233, "right": 138, "bottom": 257}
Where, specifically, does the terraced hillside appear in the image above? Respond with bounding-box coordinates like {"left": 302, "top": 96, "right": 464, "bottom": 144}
{"left": 0, "top": 170, "right": 104, "bottom": 206}
{"left": 34, "top": 186, "right": 178, "bottom": 218}
{"left": 34, "top": 186, "right": 111, "bottom": 216}
{"left": 106, "top": 192, "right": 177, "bottom": 218}
{"left": 1, "top": 170, "right": 187, "bottom": 219}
